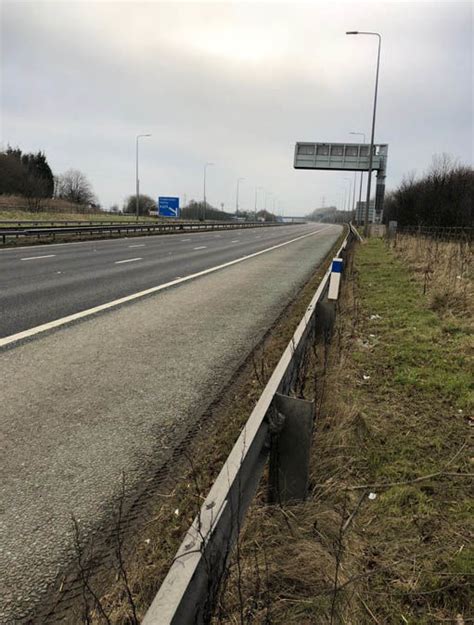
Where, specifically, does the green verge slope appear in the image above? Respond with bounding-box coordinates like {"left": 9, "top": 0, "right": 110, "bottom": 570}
{"left": 344, "top": 239, "right": 472, "bottom": 623}
{"left": 215, "top": 237, "right": 472, "bottom": 625}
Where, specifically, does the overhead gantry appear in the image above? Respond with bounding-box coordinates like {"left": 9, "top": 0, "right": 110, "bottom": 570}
{"left": 293, "top": 141, "right": 388, "bottom": 216}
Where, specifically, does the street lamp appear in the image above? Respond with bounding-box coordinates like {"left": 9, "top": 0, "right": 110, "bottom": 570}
{"left": 350, "top": 131, "right": 366, "bottom": 224}
{"left": 338, "top": 193, "right": 345, "bottom": 211}
{"left": 203, "top": 162, "right": 214, "bottom": 221}
{"left": 265, "top": 191, "right": 272, "bottom": 211}
{"left": 346, "top": 31, "right": 382, "bottom": 236}
{"left": 338, "top": 185, "right": 346, "bottom": 212}
{"left": 254, "top": 186, "right": 262, "bottom": 221}
{"left": 343, "top": 177, "right": 352, "bottom": 212}
{"left": 136, "top": 134, "right": 151, "bottom": 220}
{"left": 236, "top": 177, "right": 245, "bottom": 214}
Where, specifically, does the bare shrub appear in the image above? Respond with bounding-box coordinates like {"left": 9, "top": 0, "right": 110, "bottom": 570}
{"left": 390, "top": 230, "right": 473, "bottom": 317}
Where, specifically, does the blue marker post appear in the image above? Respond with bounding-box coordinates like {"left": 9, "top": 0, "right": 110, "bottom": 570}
{"left": 328, "top": 257, "right": 343, "bottom": 300}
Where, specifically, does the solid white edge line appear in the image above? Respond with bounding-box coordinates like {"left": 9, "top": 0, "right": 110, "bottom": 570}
{"left": 20, "top": 254, "right": 56, "bottom": 261}
{"left": 0, "top": 225, "right": 335, "bottom": 348}
{"left": 114, "top": 257, "right": 142, "bottom": 264}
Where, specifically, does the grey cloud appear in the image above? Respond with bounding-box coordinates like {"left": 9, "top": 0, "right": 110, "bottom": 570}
{"left": 1, "top": 1, "right": 472, "bottom": 213}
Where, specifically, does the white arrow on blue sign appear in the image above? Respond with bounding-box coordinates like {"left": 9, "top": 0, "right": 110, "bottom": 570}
{"left": 158, "top": 196, "right": 180, "bottom": 217}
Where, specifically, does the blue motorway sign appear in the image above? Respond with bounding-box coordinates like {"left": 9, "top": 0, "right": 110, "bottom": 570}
{"left": 158, "top": 196, "right": 180, "bottom": 218}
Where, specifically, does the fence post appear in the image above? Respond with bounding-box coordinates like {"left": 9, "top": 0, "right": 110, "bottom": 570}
{"left": 328, "top": 258, "right": 343, "bottom": 300}
{"left": 268, "top": 393, "right": 314, "bottom": 504}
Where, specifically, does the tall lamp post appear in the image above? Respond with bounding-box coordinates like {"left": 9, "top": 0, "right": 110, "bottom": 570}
{"left": 136, "top": 134, "right": 151, "bottom": 220}
{"left": 350, "top": 131, "right": 366, "bottom": 224}
{"left": 203, "top": 162, "right": 214, "bottom": 221}
{"left": 236, "top": 177, "right": 244, "bottom": 214}
{"left": 265, "top": 191, "right": 272, "bottom": 212}
{"left": 339, "top": 184, "right": 347, "bottom": 212}
{"left": 254, "top": 186, "right": 262, "bottom": 221}
{"left": 346, "top": 31, "right": 382, "bottom": 236}
{"left": 338, "top": 193, "right": 343, "bottom": 211}
{"left": 343, "top": 177, "right": 352, "bottom": 212}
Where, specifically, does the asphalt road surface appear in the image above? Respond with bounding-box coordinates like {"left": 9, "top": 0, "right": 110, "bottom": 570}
{"left": 3, "top": 224, "right": 327, "bottom": 339}
{"left": 0, "top": 223, "right": 342, "bottom": 622}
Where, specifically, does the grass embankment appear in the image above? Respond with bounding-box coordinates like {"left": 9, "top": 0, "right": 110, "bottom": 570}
{"left": 215, "top": 237, "right": 472, "bottom": 624}
{"left": 0, "top": 209, "right": 153, "bottom": 223}
{"left": 0, "top": 194, "right": 160, "bottom": 224}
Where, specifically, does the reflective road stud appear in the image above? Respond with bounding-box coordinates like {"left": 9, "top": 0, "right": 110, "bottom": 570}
{"left": 328, "top": 257, "right": 343, "bottom": 300}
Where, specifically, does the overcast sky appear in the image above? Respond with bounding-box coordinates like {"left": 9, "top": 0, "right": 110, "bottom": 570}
{"left": 1, "top": 0, "right": 472, "bottom": 214}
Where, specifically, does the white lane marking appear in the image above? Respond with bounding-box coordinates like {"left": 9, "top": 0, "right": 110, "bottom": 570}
{"left": 231, "top": 240, "right": 239, "bottom": 243}
{"left": 181, "top": 238, "right": 191, "bottom": 242}
{"left": 0, "top": 226, "right": 332, "bottom": 349}
{"left": 0, "top": 224, "right": 332, "bottom": 253}
{"left": 20, "top": 254, "right": 56, "bottom": 261}
{"left": 114, "top": 257, "right": 142, "bottom": 264}
{"left": 193, "top": 246, "right": 207, "bottom": 250}
{"left": 128, "top": 244, "right": 145, "bottom": 248}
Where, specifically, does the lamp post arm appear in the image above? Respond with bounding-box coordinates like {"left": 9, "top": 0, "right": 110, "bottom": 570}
{"left": 135, "top": 137, "right": 139, "bottom": 220}
{"left": 364, "top": 32, "right": 382, "bottom": 236}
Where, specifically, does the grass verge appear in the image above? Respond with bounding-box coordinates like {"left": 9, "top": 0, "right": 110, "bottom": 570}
{"left": 214, "top": 237, "right": 472, "bottom": 624}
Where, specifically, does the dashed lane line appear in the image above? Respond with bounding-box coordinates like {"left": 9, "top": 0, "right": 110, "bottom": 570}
{"left": 0, "top": 226, "right": 333, "bottom": 349}
{"left": 114, "top": 257, "right": 143, "bottom": 264}
{"left": 20, "top": 254, "right": 56, "bottom": 261}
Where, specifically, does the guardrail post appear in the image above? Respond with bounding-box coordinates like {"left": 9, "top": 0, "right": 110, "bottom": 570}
{"left": 268, "top": 393, "right": 314, "bottom": 504}
{"left": 328, "top": 258, "right": 343, "bottom": 300}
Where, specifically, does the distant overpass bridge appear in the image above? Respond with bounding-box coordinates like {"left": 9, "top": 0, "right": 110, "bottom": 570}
{"left": 280, "top": 216, "right": 307, "bottom": 224}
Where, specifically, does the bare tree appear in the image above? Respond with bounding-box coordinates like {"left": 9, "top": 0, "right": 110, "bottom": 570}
{"left": 123, "top": 194, "right": 155, "bottom": 216}
{"left": 383, "top": 156, "right": 473, "bottom": 227}
{"left": 24, "top": 174, "right": 49, "bottom": 212}
{"left": 57, "top": 169, "right": 96, "bottom": 205}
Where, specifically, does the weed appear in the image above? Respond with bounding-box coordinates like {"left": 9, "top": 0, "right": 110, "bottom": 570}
{"left": 215, "top": 238, "right": 472, "bottom": 624}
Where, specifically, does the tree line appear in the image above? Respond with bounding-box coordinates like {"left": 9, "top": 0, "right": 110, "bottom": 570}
{"left": 383, "top": 155, "right": 473, "bottom": 228}
{"left": 305, "top": 206, "right": 351, "bottom": 224}
{"left": 122, "top": 196, "right": 278, "bottom": 221}
{"left": 0, "top": 147, "right": 54, "bottom": 199}
{"left": 0, "top": 146, "right": 97, "bottom": 210}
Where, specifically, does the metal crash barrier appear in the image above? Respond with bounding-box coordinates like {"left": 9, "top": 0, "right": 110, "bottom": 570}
{"left": 142, "top": 224, "right": 357, "bottom": 625}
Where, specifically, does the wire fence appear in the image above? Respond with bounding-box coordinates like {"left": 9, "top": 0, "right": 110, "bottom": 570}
{"left": 396, "top": 226, "right": 473, "bottom": 242}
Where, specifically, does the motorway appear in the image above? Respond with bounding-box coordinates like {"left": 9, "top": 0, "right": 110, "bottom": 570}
{"left": 0, "top": 223, "right": 342, "bottom": 622}
{"left": 2, "top": 224, "right": 323, "bottom": 339}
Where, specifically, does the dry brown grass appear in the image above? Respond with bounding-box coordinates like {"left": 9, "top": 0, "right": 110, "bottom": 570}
{"left": 390, "top": 232, "right": 473, "bottom": 319}
{"left": 213, "top": 239, "right": 472, "bottom": 625}
{"left": 0, "top": 194, "right": 94, "bottom": 214}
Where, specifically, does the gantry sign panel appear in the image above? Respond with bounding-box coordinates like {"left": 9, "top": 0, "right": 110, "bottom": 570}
{"left": 294, "top": 142, "right": 388, "bottom": 173}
